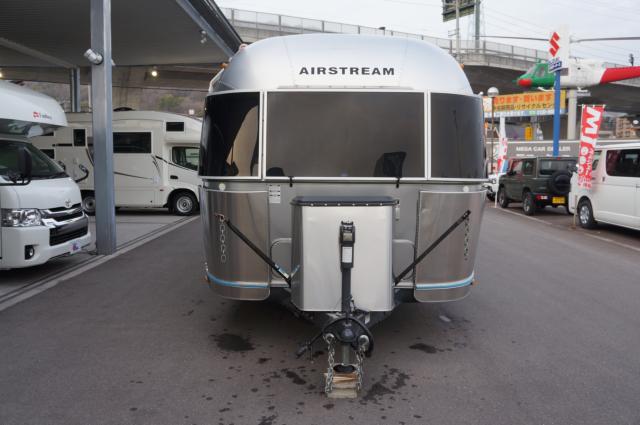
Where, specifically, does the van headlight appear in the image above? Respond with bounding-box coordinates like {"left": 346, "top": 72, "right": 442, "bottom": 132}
{"left": 1, "top": 209, "right": 43, "bottom": 227}
{"left": 490, "top": 178, "right": 496, "bottom": 184}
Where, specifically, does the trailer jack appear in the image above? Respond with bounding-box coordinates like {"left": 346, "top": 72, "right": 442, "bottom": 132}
{"left": 296, "top": 315, "right": 373, "bottom": 398}
{"left": 294, "top": 220, "right": 378, "bottom": 398}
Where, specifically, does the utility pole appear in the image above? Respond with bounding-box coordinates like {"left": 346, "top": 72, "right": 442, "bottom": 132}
{"left": 455, "top": 0, "right": 460, "bottom": 59}
{"left": 474, "top": 0, "right": 481, "bottom": 49}
{"left": 567, "top": 89, "right": 578, "bottom": 140}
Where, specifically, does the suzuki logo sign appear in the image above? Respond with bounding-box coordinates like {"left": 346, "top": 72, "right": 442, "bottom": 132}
{"left": 549, "top": 32, "right": 560, "bottom": 57}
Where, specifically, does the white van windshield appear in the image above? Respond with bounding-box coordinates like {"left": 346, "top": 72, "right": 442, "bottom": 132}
{"left": 0, "top": 140, "right": 66, "bottom": 179}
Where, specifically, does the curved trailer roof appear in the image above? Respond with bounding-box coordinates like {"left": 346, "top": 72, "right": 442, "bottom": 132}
{"left": 212, "top": 34, "right": 472, "bottom": 94}
{"left": 0, "top": 81, "right": 67, "bottom": 137}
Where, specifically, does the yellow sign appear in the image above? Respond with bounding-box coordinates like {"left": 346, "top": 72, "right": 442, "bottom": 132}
{"left": 483, "top": 91, "right": 566, "bottom": 118}
{"left": 524, "top": 126, "right": 533, "bottom": 140}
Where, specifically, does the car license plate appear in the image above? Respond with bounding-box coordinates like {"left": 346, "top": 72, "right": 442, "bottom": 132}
{"left": 552, "top": 196, "right": 565, "bottom": 204}
{"left": 69, "top": 241, "right": 82, "bottom": 255}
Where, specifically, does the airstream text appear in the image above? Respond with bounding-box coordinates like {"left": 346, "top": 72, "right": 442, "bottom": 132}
{"left": 299, "top": 66, "right": 395, "bottom": 76}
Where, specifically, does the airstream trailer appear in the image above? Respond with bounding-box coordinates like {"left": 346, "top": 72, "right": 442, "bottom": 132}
{"left": 199, "top": 34, "right": 485, "bottom": 396}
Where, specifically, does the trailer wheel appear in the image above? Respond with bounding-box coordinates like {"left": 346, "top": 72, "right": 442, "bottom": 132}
{"left": 81, "top": 191, "right": 96, "bottom": 216}
{"left": 171, "top": 191, "right": 198, "bottom": 216}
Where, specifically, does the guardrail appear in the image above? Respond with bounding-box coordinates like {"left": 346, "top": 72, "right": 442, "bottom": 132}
{"left": 220, "top": 7, "right": 549, "bottom": 69}
{"left": 220, "top": 7, "right": 640, "bottom": 88}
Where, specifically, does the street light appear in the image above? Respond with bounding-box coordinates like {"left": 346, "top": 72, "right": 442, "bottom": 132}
{"left": 487, "top": 86, "right": 499, "bottom": 174}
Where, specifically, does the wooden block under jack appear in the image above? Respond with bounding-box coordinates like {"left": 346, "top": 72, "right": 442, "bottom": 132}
{"left": 325, "top": 371, "right": 359, "bottom": 399}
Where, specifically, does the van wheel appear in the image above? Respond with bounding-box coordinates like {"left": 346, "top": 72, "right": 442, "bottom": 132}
{"left": 497, "top": 187, "right": 509, "bottom": 208}
{"left": 81, "top": 192, "right": 96, "bottom": 216}
{"left": 172, "top": 192, "right": 198, "bottom": 216}
{"left": 578, "top": 199, "right": 597, "bottom": 229}
{"left": 523, "top": 192, "right": 536, "bottom": 216}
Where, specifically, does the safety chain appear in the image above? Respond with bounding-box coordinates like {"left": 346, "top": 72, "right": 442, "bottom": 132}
{"left": 218, "top": 215, "right": 228, "bottom": 263}
{"left": 463, "top": 216, "right": 471, "bottom": 261}
{"left": 355, "top": 344, "right": 365, "bottom": 391}
{"left": 324, "top": 334, "right": 336, "bottom": 394}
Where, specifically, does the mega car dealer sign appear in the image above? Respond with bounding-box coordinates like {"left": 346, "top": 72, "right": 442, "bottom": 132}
{"left": 577, "top": 105, "right": 605, "bottom": 189}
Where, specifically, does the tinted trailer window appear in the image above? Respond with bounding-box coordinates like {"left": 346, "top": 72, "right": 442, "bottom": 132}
{"left": 430, "top": 93, "right": 484, "bottom": 179}
{"left": 199, "top": 92, "right": 260, "bottom": 177}
{"left": 266, "top": 92, "right": 424, "bottom": 178}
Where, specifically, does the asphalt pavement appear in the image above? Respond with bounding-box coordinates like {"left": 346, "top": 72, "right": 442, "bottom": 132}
{"left": 0, "top": 210, "right": 189, "bottom": 304}
{"left": 1, "top": 205, "right": 639, "bottom": 425}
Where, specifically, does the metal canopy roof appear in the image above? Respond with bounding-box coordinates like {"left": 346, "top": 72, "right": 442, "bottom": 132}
{"left": 0, "top": 0, "right": 242, "bottom": 68}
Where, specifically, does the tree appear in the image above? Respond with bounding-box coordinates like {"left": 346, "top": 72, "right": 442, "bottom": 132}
{"left": 157, "top": 94, "right": 184, "bottom": 112}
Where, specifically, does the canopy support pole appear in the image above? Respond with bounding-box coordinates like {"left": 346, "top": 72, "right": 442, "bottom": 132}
{"left": 69, "top": 68, "right": 81, "bottom": 112}
{"left": 90, "top": 0, "right": 116, "bottom": 255}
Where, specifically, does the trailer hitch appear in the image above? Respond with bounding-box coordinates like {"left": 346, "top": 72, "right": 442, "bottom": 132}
{"left": 214, "top": 213, "right": 291, "bottom": 285}
{"left": 295, "top": 314, "right": 374, "bottom": 359}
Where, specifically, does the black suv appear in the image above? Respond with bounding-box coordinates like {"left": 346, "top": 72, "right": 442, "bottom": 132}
{"left": 497, "top": 157, "right": 577, "bottom": 215}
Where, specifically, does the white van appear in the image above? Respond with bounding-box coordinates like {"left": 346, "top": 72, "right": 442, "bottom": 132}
{"left": 569, "top": 142, "right": 640, "bottom": 230}
{"left": 33, "top": 111, "right": 202, "bottom": 215}
{"left": 0, "top": 81, "right": 91, "bottom": 269}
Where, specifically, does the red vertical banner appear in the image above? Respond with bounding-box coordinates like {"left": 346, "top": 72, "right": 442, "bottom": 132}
{"left": 577, "top": 105, "right": 605, "bottom": 189}
{"left": 496, "top": 119, "right": 509, "bottom": 173}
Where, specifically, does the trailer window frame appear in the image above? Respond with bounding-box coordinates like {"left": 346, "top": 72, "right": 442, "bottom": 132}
{"left": 199, "top": 88, "right": 484, "bottom": 183}
{"left": 263, "top": 89, "right": 427, "bottom": 181}
{"left": 198, "top": 89, "right": 263, "bottom": 181}
{"left": 428, "top": 91, "right": 485, "bottom": 181}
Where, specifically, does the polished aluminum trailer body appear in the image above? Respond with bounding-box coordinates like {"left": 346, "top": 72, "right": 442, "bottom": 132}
{"left": 199, "top": 34, "right": 485, "bottom": 313}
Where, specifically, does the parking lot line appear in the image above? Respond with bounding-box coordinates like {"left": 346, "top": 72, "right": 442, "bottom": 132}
{"left": 0, "top": 216, "right": 199, "bottom": 312}
{"left": 494, "top": 206, "right": 640, "bottom": 254}
{"left": 493, "top": 206, "right": 555, "bottom": 226}
{"left": 579, "top": 232, "right": 640, "bottom": 254}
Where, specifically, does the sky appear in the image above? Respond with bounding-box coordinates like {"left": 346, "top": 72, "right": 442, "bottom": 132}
{"left": 217, "top": 0, "right": 640, "bottom": 65}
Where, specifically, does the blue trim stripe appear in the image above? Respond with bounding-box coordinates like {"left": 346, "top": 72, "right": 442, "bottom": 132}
{"left": 206, "top": 272, "right": 269, "bottom": 289}
{"left": 415, "top": 272, "right": 474, "bottom": 290}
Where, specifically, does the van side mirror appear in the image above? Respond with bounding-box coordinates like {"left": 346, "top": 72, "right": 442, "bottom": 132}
{"left": 75, "top": 164, "right": 90, "bottom": 183}
{"left": 57, "top": 160, "right": 67, "bottom": 171}
{"left": 18, "top": 148, "right": 33, "bottom": 183}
